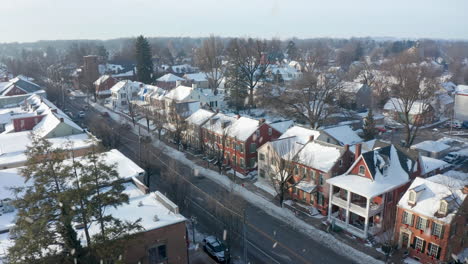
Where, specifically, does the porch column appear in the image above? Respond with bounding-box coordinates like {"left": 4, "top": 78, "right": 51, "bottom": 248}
{"left": 328, "top": 184, "right": 333, "bottom": 220}
{"left": 345, "top": 190, "right": 351, "bottom": 227}
{"left": 364, "top": 197, "right": 371, "bottom": 236}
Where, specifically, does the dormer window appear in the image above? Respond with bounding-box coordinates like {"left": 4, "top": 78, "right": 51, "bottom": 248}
{"left": 438, "top": 200, "right": 448, "bottom": 215}
{"left": 358, "top": 165, "right": 365, "bottom": 176}
{"left": 408, "top": 185, "right": 425, "bottom": 206}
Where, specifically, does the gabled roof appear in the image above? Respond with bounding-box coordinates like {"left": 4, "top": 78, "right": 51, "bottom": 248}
{"left": 321, "top": 125, "right": 362, "bottom": 146}
{"left": 297, "top": 141, "right": 345, "bottom": 172}
{"left": 361, "top": 145, "right": 415, "bottom": 180}
{"left": 328, "top": 145, "right": 414, "bottom": 198}
{"left": 202, "top": 113, "right": 237, "bottom": 135}
{"left": 269, "top": 120, "right": 294, "bottom": 134}
{"left": 186, "top": 109, "right": 215, "bottom": 126}
{"left": 184, "top": 72, "right": 208, "bottom": 82}
{"left": 157, "top": 73, "right": 184, "bottom": 82}
{"left": 228, "top": 116, "right": 262, "bottom": 141}
{"left": 398, "top": 172, "right": 467, "bottom": 223}
{"left": 0, "top": 75, "right": 42, "bottom": 95}
{"left": 420, "top": 156, "right": 449, "bottom": 175}
{"left": 411, "top": 140, "right": 450, "bottom": 153}
{"left": 94, "top": 75, "right": 112, "bottom": 86}
{"left": 279, "top": 125, "right": 320, "bottom": 145}
{"left": 164, "top": 85, "right": 193, "bottom": 102}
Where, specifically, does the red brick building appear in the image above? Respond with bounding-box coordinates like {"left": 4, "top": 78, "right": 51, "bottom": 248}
{"left": 394, "top": 175, "right": 467, "bottom": 263}
{"left": 94, "top": 75, "right": 117, "bottom": 98}
{"left": 327, "top": 145, "right": 419, "bottom": 239}
{"left": 202, "top": 114, "right": 281, "bottom": 175}
{"left": 0, "top": 76, "right": 42, "bottom": 96}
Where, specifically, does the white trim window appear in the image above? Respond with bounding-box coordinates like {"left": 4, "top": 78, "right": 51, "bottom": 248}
{"left": 415, "top": 237, "right": 424, "bottom": 251}
{"left": 402, "top": 211, "right": 414, "bottom": 226}
{"left": 358, "top": 165, "right": 365, "bottom": 175}
{"left": 428, "top": 243, "right": 440, "bottom": 258}
{"left": 416, "top": 216, "right": 428, "bottom": 231}
{"left": 431, "top": 222, "right": 443, "bottom": 238}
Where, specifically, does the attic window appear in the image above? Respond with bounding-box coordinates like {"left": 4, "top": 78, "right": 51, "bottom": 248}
{"left": 408, "top": 191, "right": 416, "bottom": 205}
{"left": 408, "top": 185, "right": 425, "bottom": 206}
{"left": 438, "top": 200, "right": 448, "bottom": 215}
{"left": 358, "top": 165, "right": 365, "bottom": 176}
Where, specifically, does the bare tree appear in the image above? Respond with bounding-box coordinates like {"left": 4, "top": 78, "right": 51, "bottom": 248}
{"left": 225, "top": 38, "right": 270, "bottom": 109}
{"left": 167, "top": 103, "right": 187, "bottom": 149}
{"left": 195, "top": 36, "right": 224, "bottom": 92}
{"left": 384, "top": 52, "right": 438, "bottom": 146}
{"left": 265, "top": 139, "right": 306, "bottom": 207}
{"left": 264, "top": 70, "right": 341, "bottom": 128}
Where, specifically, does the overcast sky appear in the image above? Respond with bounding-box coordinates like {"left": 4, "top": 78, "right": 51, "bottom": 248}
{"left": 0, "top": 0, "right": 467, "bottom": 43}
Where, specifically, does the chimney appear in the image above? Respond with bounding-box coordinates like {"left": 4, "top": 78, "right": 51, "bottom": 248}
{"left": 192, "top": 83, "right": 198, "bottom": 90}
{"left": 258, "top": 118, "right": 265, "bottom": 125}
{"left": 354, "top": 143, "right": 362, "bottom": 161}
{"left": 463, "top": 185, "right": 468, "bottom": 194}
{"left": 309, "top": 135, "right": 314, "bottom": 142}
{"left": 344, "top": 144, "right": 349, "bottom": 152}
{"left": 51, "top": 109, "right": 57, "bottom": 113}
{"left": 175, "top": 80, "right": 182, "bottom": 87}
{"left": 236, "top": 114, "right": 240, "bottom": 119}
{"left": 59, "top": 118, "right": 64, "bottom": 123}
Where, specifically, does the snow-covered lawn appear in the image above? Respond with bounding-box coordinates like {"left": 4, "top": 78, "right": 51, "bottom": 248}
{"left": 254, "top": 180, "right": 277, "bottom": 197}
{"left": 91, "top": 102, "right": 383, "bottom": 264}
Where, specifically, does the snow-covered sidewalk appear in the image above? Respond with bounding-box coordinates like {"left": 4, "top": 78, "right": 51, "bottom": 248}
{"left": 91, "top": 102, "right": 383, "bottom": 264}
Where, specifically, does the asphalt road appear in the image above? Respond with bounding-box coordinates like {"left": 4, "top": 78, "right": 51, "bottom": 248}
{"left": 66, "top": 97, "right": 357, "bottom": 264}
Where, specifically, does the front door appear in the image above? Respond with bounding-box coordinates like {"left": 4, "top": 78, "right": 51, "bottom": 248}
{"left": 401, "top": 232, "right": 409, "bottom": 248}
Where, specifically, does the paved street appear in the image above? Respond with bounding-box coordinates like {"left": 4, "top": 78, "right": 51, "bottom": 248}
{"left": 67, "top": 97, "right": 358, "bottom": 264}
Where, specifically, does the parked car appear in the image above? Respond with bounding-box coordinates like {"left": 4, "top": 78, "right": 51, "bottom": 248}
{"left": 445, "top": 120, "right": 462, "bottom": 128}
{"left": 82, "top": 105, "right": 89, "bottom": 111}
{"left": 443, "top": 153, "right": 461, "bottom": 163}
{"left": 203, "top": 236, "right": 230, "bottom": 263}
{"left": 66, "top": 111, "right": 73, "bottom": 118}
{"left": 78, "top": 111, "right": 85, "bottom": 118}
{"left": 101, "top": 112, "right": 110, "bottom": 118}
{"left": 463, "top": 121, "right": 468, "bottom": 129}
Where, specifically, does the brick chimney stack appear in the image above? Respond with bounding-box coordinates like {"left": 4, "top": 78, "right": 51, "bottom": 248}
{"left": 354, "top": 143, "right": 362, "bottom": 161}
{"left": 309, "top": 135, "right": 314, "bottom": 142}
{"left": 344, "top": 144, "right": 349, "bottom": 152}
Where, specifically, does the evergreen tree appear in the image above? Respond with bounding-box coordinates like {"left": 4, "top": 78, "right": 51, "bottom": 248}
{"left": 363, "top": 109, "right": 377, "bottom": 140}
{"left": 135, "top": 35, "right": 154, "bottom": 84}
{"left": 8, "top": 136, "right": 83, "bottom": 264}
{"left": 286, "top": 40, "right": 299, "bottom": 60}
{"left": 79, "top": 146, "right": 143, "bottom": 262}
{"left": 97, "top": 45, "right": 109, "bottom": 63}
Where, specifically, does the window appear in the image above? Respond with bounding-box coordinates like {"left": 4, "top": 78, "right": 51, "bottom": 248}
{"left": 148, "top": 244, "right": 167, "bottom": 263}
{"left": 319, "top": 173, "right": 324, "bottom": 185}
{"left": 294, "top": 166, "right": 299, "bottom": 175}
{"left": 250, "top": 158, "right": 256, "bottom": 168}
{"left": 250, "top": 143, "right": 257, "bottom": 154}
{"left": 409, "top": 191, "right": 416, "bottom": 203}
{"left": 240, "top": 158, "right": 245, "bottom": 168}
{"left": 339, "top": 159, "right": 343, "bottom": 167}
{"left": 310, "top": 170, "right": 316, "bottom": 180}
{"left": 414, "top": 237, "right": 425, "bottom": 252}
{"left": 259, "top": 169, "right": 265, "bottom": 178}
{"left": 259, "top": 153, "right": 265, "bottom": 161}
{"left": 428, "top": 243, "right": 440, "bottom": 259}
{"left": 387, "top": 191, "right": 393, "bottom": 203}
{"left": 255, "top": 130, "right": 260, "bottom": 137}
{"left": 240, "top": 144, "right": 244, "bottom": 154}
{"left": 317, "top": 192, "right": 324, "bottom": 206}
{"left": 431, "top": 222, "right": 443, "bottom": 238}
{"left": 402, "top": 211, "right": 414, "bottom": 226}
{"left": 268, "top": 127, "right": 272, "bottom": 136}
{"left": 358, "top": 165, "right": 365, "bottom": 175}
{"left": 302, "top": 167, "right": 306, "bottom": 178}
{"left": 438, "top": 201, "right": 448, "bottom": 214}
{"left": 302, "top": 191, "right": 307, "bottom": 201}
{"left": 416, "top": 217, "right": 428, "bottom": 230}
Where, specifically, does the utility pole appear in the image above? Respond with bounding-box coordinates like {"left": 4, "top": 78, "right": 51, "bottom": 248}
{"left": 190, "top": 216, "right": 197, "bottom": 244}
{"left": 138, "top": 125, "right": 142, "bottom": 163}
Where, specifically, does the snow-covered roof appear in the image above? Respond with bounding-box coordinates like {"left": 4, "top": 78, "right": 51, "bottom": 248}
{"left": 228, "top": 116, "right": 261, "bottom": 141}
{"left": 33, "top": 110, "right": 83, "bottom": 138}
{"left": 297, "top": 141, "right": 343, "bottom": 172}
{"left": 398, "top": 173, "right": 468, "bottom": 223}
{"left": 0, "top": 75, "right": 42, "bottom": 96}
{"left": 157, "top": 73, "right": 184, "bottom": 82}
{"left": 0, "top": 132, "right": 93, "bottom": 168}
{"left": 268, "top": 120, "right": 294, "bottom": 134}
{"left": 322, "top": 125, "right": 363, "bottom": 146}
{"left": 438, "top": 93, "right": 454, "bottom": 105}
{"left": 279, "top": 126, "right": 320, "bottom": 145}
{"left": 184, "top": 72, "right": 208, "bottom": 82}
{"left": 328, "top": 145, "right": 412, "bottom": 198}
{"left": 384, "top": 98, "right": 429, "bottom": 115}
{"left": 420, "top": 156, "right": 449, "bottom": 175}
{"left": 186, "top": 109, "right": 215, "bottom": 126}
{"left": 341, "top": 81, "right": 364, "bottom": 93}
{"left": 93, "top": 75, "right": 111, "bottom": 86}
{"left": 111, "top": 70, "right": 134, "bottom": 78}
{"left": 164, "top": 85, "right": 193, "bottom": 102}
{"left": 411, "top": 140, "right": 450, "bottom": 153}
{"left": 202, "top": 113, "right": 237, "bottom": 135}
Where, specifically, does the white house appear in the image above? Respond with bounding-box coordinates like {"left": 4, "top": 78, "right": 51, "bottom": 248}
{"left": 110, "top": 80, "right": 142, "bottom": 109}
